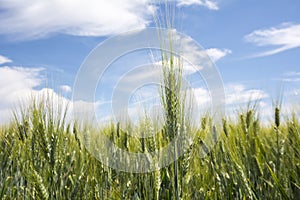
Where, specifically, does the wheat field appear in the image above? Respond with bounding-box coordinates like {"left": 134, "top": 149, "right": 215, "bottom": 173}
{"left": 0, "top": 94, "right": 299, "bottom": 199}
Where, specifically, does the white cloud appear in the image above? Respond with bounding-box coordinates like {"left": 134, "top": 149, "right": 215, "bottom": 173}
{"left": 0, "top": 66, "right": 109, "bottom": 125}
{"left": 284, "top": 71, "right": 300, "bottom": 77}
{"left": 0, "top": 55, "right": 12, "bottom": 65}
{"left": 0, "top": 0, "right": 220, "bottom": 40}
{"left": 59, "top": 85, "right": 72, "bottom": 93}
{"left": 205, "top": 48, "right": 232, "bottom": 62}
{"left": 0, "top": 0, "right": 156, "bottom": 40}
{"left": 189, "top": 84, "right": 300, "bottom": 126}
{"left": 153, "top": 58, "right": 199, "bottom": 75}
{"left": 190, "top": 84, "right": 268, "bottom": 109}
{"left": 192, "top": 87, "right": 211, "bottom": 106}
{"left": 0, "top": 67, "right": 71, "bottom": 124}
{"left": 0, "top": 66, "right": 43, "bottom": 104}
{"left": 281, "top": 78, "right": 300, "bottom": 82}
{"left": 245, "top": 23, "right": 300, "bottom": 57}
{"left": 157, "top": 30, "right": 230, "bottom": 73}
{"left": 0, "top": 66, "right": 44, "bottom": 123}
{"left": 0, "top": 67, "right": 271, "bottom": 126}
{"left": 278, "top": 71, "right": 300, "bottom": 82}
{"left": 177, "top": 0, "right": 219, "bottom": 10}
{"left": 225, "top": 84, "right": 268, "bottom": 105}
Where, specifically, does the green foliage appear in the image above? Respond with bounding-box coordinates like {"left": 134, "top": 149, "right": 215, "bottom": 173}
{"left": 0, "top": 99, "right": 299, "bottom": 199}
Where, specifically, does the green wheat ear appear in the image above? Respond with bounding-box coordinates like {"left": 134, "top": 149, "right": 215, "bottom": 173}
{"left": 275, "top": 106, "right": 280, "bottom": 128}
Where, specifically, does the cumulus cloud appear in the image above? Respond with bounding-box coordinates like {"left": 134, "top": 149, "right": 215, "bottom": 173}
{"left": 158, "top": 30, "right": 230, "bottom": 73}
{"left": 0, "top": 66, "right": 108, "bottom": 125}
{"left": 0, "top": 67, "right": 70, "bottom": 124}
{"left": 0, "top": 0, "right": 155, "bottom": 40}
{"left": 190, "top": 84, "right": 268, "bottom": 109}
{"left": 225, "top": 84, "right": 268, "bottom": 105}
{"left": 0, "top": 0, "right": 221, "bottom": 40}
{"left": 150, "top": 48, "right": 230, "bottom": 76}
{"left": 0, "top": 66, "right": 44, "bottom": 104}
{"left": 245, "top": 23, "right": 300, "bottom": 57}
{"left": 0, "top": 55, "right": 12, "bottom": 65}
{"left": 0, "top": 67, "right": 270, "bottom": 125}
{"left": 205, "top": 48, "right": 232, "bottom": 62}
{"left": 0, "top": 66, "right": 44, "bottom": 123}
{"left": 177, "top": 0, "right": 219, "bottom": 10}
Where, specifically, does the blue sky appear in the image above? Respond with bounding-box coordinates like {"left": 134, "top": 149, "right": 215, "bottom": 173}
{"left": 0, "top": 0, "right": 299, "bottom": 124}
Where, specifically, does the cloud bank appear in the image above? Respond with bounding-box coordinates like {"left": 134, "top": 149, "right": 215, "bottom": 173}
{"left": 0, "top": 0, "right": 219, "bottom": 40}
{"left": 0, "top": 66, "right": 44, "bottom": 123}
{"left": 0, "top": 65, "right": 92, "bottom": 124}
